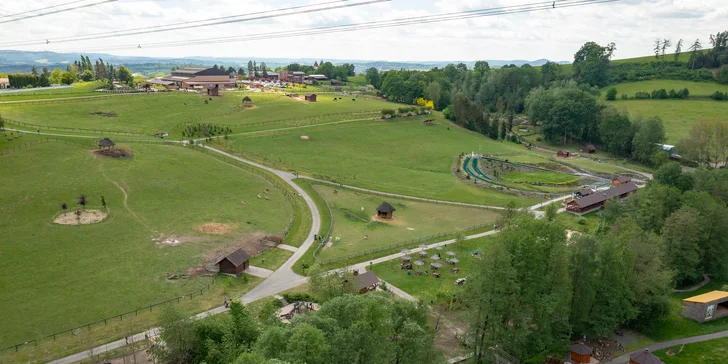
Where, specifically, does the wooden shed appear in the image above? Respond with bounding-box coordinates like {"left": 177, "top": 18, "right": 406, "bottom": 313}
{"left": 304, "top": 93, "right": 317, "bottom": 102}
{"left": 557, "top": 150, "right": 570, "bottom": 158}
{"left": 682, "top": 290, "right": 728, "bottom": 322}
{"left": 207, "top": 85, "right": 219, "bottom": 96}
{"left": 353, "top": 271, "right": 381, "bottom": 294}
{"left": 98, "top": 138, "right": 115, "bottom": 149}
{"left": 569, "top": 343, "right": 593, "bottom": 364}
{"left": 612, "top": 176, "right": 632, "bottom": 186}
{"left": 629, "top": 349, "right": 662, "bottom": 364}
{"left": 214, "top": 248, "right": 250, "bottom": 277}
{"left": 581, "top": 144, "right": 596, "bottom": 153}
{"left": 376, "top": 202, "right": 396, "bottom": 220}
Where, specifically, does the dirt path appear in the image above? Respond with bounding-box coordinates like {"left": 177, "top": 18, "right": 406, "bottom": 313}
{"left": 98, "top": 169, "right": 150, "bottom": 229}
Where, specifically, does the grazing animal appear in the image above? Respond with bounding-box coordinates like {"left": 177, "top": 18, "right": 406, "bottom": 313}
{"left": 352, "top": 99, "right": 355, "bottom": 101}
{"left": 204, "top": 100, "right": 208, "bottom": 104}
{"left": 257, "top": 194, "right": 262, "bottom": 199}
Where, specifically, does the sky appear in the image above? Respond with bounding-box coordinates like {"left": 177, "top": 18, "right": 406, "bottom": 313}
{"left": 0, "top": 0, "right": 725, "bottom": 63}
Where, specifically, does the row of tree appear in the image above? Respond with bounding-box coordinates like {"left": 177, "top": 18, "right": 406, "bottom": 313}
{"left": 282, "top": 62, "right": 356, "bottom": 81}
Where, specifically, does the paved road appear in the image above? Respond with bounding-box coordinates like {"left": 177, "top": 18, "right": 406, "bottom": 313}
{"left": 277, "top": 244, "right": 299, "bottom": 253}
{"left": 602, "top": 330, "right": 728, "bottom": 364}
{"left": 245, "top": 266, "right": 274, "bottom": 278}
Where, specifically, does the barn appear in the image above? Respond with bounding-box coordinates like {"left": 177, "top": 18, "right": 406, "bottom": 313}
{"left": 612, "top": 176, "right": 632, "bottom": 186}
{"left": 214, "top": 248, "right": 250, "bottom": 277}
{"left": 580, "top": 144, "right": 596, "bottom": 153}
{"left": 569, "top": 343, "right": 593, "bottom": 364}
{"left": 557, "top": 150, "right": 570, "bottom": 158}
{"left": 376, "top": 202, "right": 396, "bottom": 220}
{"left": 682, "top": 290, "right": 728, "bottom": 323}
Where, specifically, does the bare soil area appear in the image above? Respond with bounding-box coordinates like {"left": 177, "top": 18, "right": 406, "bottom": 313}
{"left": 54, "top": 209, "right": 107, "bottom": 225}
{"left": 199, "top": 222, "right": 235, "bottom": 235}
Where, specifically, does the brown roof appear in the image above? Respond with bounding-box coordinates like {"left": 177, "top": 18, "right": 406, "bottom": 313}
{"left": 629, "top": 350, "right": 661, "bottom": 364}
{"left": 569, "top": 182, "right": 638, "bottom": 209}
{"left": 305, "top": 93, "right": 316, "bottom": 97}
{"left": 558, "top": 150, "right": 569, "bottom": 154}
{"left": 354, "top": 271, "right": 380, "bottom": 290}
{"left": 615, "top": 176, "right": 632, "bottom": 183}
{"left": 98, "top": 138, "right": 115, "bottom": 147}
{"left": 585, "top": 144, "right": 596, "bottom": 150}
{"left": 570, "top": 343, "right": 592, "bottom": 355}
{"left": 377, "top": 202, "right": 396, "bottom": 213}
{"left": 215, "top": 248, "right": 250, "bottom": 267}
{"left": 576, "top": 189, "right": 594, "bottom": 196}
{"left": 183, "top": 75, "right": 234, "bottom": 85}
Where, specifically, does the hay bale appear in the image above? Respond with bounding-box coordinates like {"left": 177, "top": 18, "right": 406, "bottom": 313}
{"left": 300, "top": 135, "right": 310, "bottom": 140}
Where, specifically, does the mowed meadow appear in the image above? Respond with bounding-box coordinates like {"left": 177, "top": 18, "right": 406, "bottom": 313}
{"left": 0, "top": 142, "right": 292, "bottom": 345}
{"left": 217, "top": 117, "right": 540, "bottom": 207}
{"left": 0, "top": 91, "right": 392, "bottom": 135}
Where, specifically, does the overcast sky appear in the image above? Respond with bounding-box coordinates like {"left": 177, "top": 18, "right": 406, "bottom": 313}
{"left": 0, "top": 0, "right": 725, "bottom": 63}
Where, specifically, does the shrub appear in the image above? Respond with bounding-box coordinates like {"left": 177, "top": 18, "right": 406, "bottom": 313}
{"left": 381, "top": 109, "right": 396, "bottom": 117}
{"left": 718, "top": 65, "right": 728, "bottom": 84}
{"left": 577, "top": 218, "right": 587, "bottom": 225}
{"left": 606, "top": 87, "right": 617, "bottom": 100}
{"left": 283, "top": 292, "right": 318, "bottom": 303}
{"left": 621, "top": 93, "right": 628, "bottom": 100}
{"left": 712, "top": 91, "right": 728, "bottom": 101}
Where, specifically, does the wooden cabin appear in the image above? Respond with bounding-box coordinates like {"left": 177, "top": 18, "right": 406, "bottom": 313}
{"left": 682, "top": 291, "right": 728, "bottom": 322}
{"left": 581, "top": 144, "right": 596, "bottom": 153}
{"left": 629, "top": 349, "right": 662, "bottom": 364}
{"left": 376, "top": 202, "right": 396, "bottom": 220}
{"left": 98, "top": 138, "right": 116, "bottom": 149}
{"left": 569, "top": 343, "right": 593, "bottom": 364}
{"left": 612, "top": 176, "right": 632, "bottom": 186}
{"left": 566, "top": 182, "right": 638, "bottom": 214}
{"left": 304, "top": 93, "right": 317, "bottom": 102}
{"left": 353, "top": 271, "right": 381, "bottom": 294}
{"left": 557, "top": 150, "right": 570, "bottom": 158}
{"left": 214, "top": 248, "right": 250, "bottom": 277}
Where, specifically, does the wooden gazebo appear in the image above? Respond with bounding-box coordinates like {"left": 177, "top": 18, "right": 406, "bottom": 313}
{"left": 569, "top": 343, "right": 593, "bottom": 364}
{"left": 376, "top": 202, "right": 396, "bottom": 220}
{"left": 629, "top": 349, "right": 662, "bottom": 364}
{"left": 242, "top": 96, "right": 252, "bottom": 104}
{"left": 98, "top": 138, "right": 115, "bottom": 149}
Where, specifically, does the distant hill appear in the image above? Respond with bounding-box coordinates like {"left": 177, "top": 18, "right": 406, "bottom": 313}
{"left": 0, "top": 50, "right": 569, "bottom": 75}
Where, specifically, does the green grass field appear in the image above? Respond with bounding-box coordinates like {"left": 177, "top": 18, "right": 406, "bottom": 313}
{"left": 601, "top": 80, "right": 728, "bottom": 99}
{"left": 655, "top": 337, "right": 728, "bottom": 363}
{"left": 501, "top": 171, "right": 580, "bottom": 185}
{"left": 219, "top": 118, "right": 539, "bottom": 207}
{"left": 0, "top": 82, "right": 105, "bottom": 101}
{"left": 0, "top": 91, "right": 391, "bottom": 135}
{"left": 313, "top": 185, "right": 501, "bottom": 261}
{"left": 249, "top": 247, "right": 293, "bottom": 270}
{"left": 370, "top": 235, "right": 498, "bottom": 300}
{"left": 609, "top": 99, "right": 728, "bottom": 143}
{"left": 612, "top": 52, "right": 695, "bottom": 64}
{"left": 0, "top": 142, "right": 292, "bottom": 346}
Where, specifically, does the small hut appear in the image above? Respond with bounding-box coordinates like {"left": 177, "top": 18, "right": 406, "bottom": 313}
{"left": 629, "top": 349, "right": 662, "bottom": 364}
{"left": 581, "top": 144, "right": 596, "bottom": 153}
{"left": 557, "top": 150, "right": 570, "bottom": 158}
{"left": 304, "top": 93, "right": 317, "bottom": 102}
{"left": 330, "top": 79, "right": 341, "bottom": 86}
{"left": 214, "top": 248, "right": 250, "bottom": 277}
{"left": 682, "top": 290, "right": 728, "bottom": 322}
{"left": 242, "top": 96, "right": 252, "bottom": 105}
{"left": 376, "top": 202, "right": 396, "bottom": 220}
{"left": 353, "top": 271, "right": 381, "bottom": 294}
{"left": 98, "top": 138, "right": 115, "bottom": 149}
{"left": 612, "top": 176, "right": 632, "bottom": 186}
{"left": 569, "top": 343, "right": 593, "bottom": 364}
{"left": 207, "top": 85, "right": 219, "bottom": 96}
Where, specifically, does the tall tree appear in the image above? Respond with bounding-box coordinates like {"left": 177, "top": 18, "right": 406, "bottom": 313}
{"left": 631, "top": 116, "right": 666, "bottom": 166}
{"left": 253, "top": 61, "right": 258, "bottom": 77}
{"left": 661, "top": 39, "right": 672, "bottom": 58}
{"left": 674, "top": 39, "right": 684, "bottom": 63}
{"left": 688, "top": 38, "right": 702, "bottom": 69}
{"left": 260, "top": 62, "right": 268, "bottom": 77}
{"left": 654, "top": 39, "right": 662, "bottom": 58}
{"left": 573, "top": 41, "right": 616, "bottom": 87}
{"left": 662, "top": 206, "right": 704, "bottom": 285}
{"left": 247, "top": 61, "right": 254, "bottom": 79}
{"left": 599, "top": 107, "right": 633, "bottom": 156}
{"left": 31, "top": 67, "right": 38, "bottom": 76}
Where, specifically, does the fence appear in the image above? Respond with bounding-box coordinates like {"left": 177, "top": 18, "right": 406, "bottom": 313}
{"left": 310, "top": 184, "right": 335, "bottom": 262}
{"left": 0, "top": 137, "right": 94, "bottom": 155}
{"left": 2, "top": 117, "right": 149, "bottom": 137}
{"left": 315, "top": 222, "right": 492, "bottom": 265}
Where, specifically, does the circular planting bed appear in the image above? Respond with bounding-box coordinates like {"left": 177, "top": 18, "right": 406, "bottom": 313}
{"left": 54, "top": 209, "right": 108, "bottom": 225}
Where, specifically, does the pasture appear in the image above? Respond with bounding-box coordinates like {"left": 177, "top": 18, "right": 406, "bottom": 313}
{"left": 0, "top": 81, "right": 104, "bottom": 101}
{"left": 500, "top": 171, "right": 580, "bottom": 185}
{"left": 220, "top": 117, "right": 540, "bottom": 207}
{"left": 0, "top": 91, "right": 390, "bottom": 135}
{"left": 601, "top": 80, "right": 728, "bottom": 99}
{"left": 0, "top": 142, "right": 292, "bottom": 346}
{"left": 610, "top": 99, "right": 728, "bottom": 143}
{"left": 313, "top": 185, "right": 501, "bottom": 261}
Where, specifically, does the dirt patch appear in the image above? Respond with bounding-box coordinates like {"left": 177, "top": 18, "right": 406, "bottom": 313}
{"left": 89, "top": 110, "right": 118, "bottom": 117}
{"left": 371, "top": 215, "right": 397, "bottom": 223}
{"left": 199, "top": 223, "right": 235, "bottom": 235}
{"left": 201, "top": 232, "right": 281, "bottom": 264}
{"left": 152, "top": 234, "right": 197, "bottom": 247}
{"left": 93, "top": 148, "right": 132, "bottom": 159}
{"left": 54, "top": 209, "right": 107, "bottom": 225}
{"left": 240, "top": 104, "right": 258, "bottom": 110}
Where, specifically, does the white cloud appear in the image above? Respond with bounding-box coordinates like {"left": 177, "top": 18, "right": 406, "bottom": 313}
{"left": 0, "top": 0, "right": 724, "bottom": 62}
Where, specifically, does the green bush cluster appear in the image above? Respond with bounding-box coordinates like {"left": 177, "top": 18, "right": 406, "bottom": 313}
{"left": 633, "top": 88, "right": 689, "bottom": 99}
{"left": 181, "top": 123, "right": 232, "bottom": 138}
{"left": 711, "top": 91, "right": 728, "bottom": 100}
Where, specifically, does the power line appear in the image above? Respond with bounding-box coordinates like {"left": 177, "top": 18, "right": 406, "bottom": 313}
{"left": 46, "top": 0, "right": 620, "bottom": 53}
{"left": 0, "top": 0, "right": 118, "bottom": 24}
{"left": 0, "top": 0, "right": 389, "bottom": 47}
{"left": 0, "top": 0, "right": 88, "bottom": 19}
